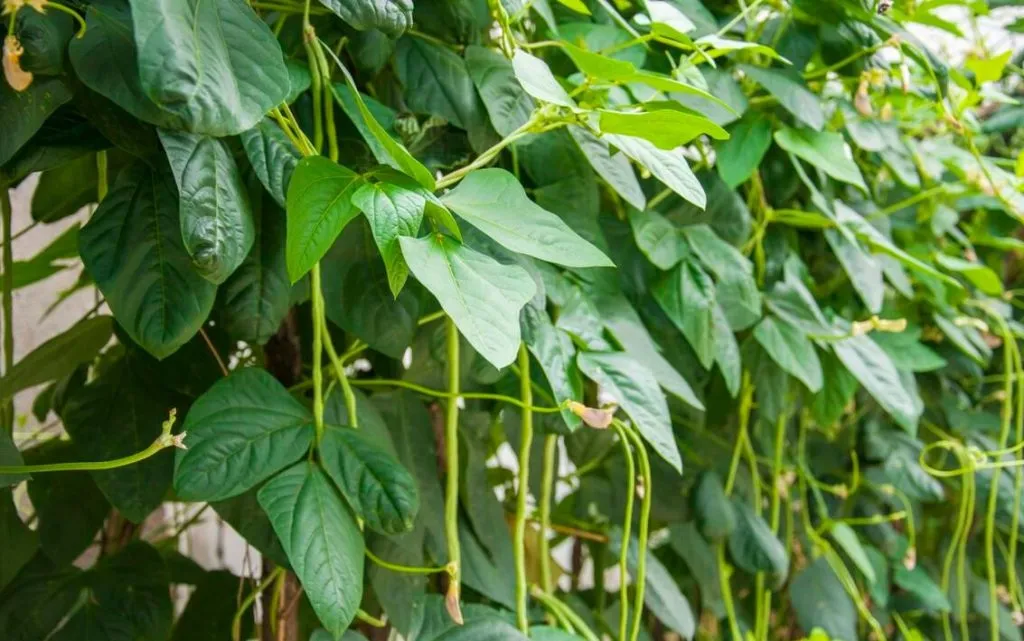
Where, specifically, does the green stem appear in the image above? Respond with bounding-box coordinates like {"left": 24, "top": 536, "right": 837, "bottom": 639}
{"left": 46, "top": 2, "right": 87, "bottom": 38}
{"left": 313, "top": 40, "right": 339, "bottom": 163}
{"left": 321, "top": 328, "right": 358, "bottom": 427}
{"left": 620, "top": 423, "right": 651, "bottom": 641}
{"left": 725, "top": 373, "right": 754, "bottom": 494}
{"left": 96, "top": 150, "right": 108, "bottom": 202}
{"left": 0, "top": 183, "right": 11, "bottom": 435}
{"left": 867, "top": 184, "right": 947, "bottom": 220}
{"left": 531, "top": 588, "right": 601, "bottom": 641}
{"left": 435, "top": 115, "right": 559, "bottom": 190}
{"left": 365, "top": 548, "right": 454, "bottom": 576}
{"left": 310, "top": 264, "right": 325, "bottom": 445}
{"left": 717, "top": 544, "right": 743, "bottom": 641}
{"left": 538, "top": 434, "right": 558, "bottom": 594}
{"left": 355, "top": 609, "right": 386, "bottom": 628}
{"left": 0, "top": 410, "right": 180, "bottom": 474}
{"left": 514, "top": 344, "right": 533, "bottom": 634}
{"left": 303, "top": 30, "right": 324, "bottom": 154}
{"left": 346, "top": 378, "right": 565, "bottom": 413}
{"left": 443, "top": 317, "right": 462, "bottom": 619}
{"left": 611, "top": 420, "right": 636, "bottom": 641}
{"left": 232, "top": 567, "right": 285, "bottom": 641}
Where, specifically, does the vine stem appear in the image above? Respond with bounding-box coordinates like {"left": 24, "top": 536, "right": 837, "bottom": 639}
{"left": 610, "top": 420, "right": 636, "bottom": 641}
{"left": 513, "top": 344, "right": 533, "bottom": 634}
{"left": 1, "top": 182, "right": 11, "bottom": 435}
{"left": 443, "top": 317, "right": 463, "bottom": 624}
{"left": 310, "top": 264, "right": 325, "bottom": 445}
{"left": 0, "top": 410, "right": 181, "bottom": 474}
{"left": 530, "top": 587, "right": 601, "bottom": 641}
{"left": 365, "top": 548, "right": 454, "bottom": 576}
{"left": 620, "top": 423, "right": 652, "bottom": 641}
{"left": 232, "top": 567, "right": 285, "bottom": 641}
{"left": 346, "top": 378, "right": 565, "bottom": 413}
{"left": 538, "top": 434, "right": 558, "bottom": 594}
{"left": 321, "top": 328, "right": 358, "bottom": 427}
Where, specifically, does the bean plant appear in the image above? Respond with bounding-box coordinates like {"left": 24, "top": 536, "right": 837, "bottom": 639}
{"left": 0, "top": 0, "right": 1023, "bottom": 640}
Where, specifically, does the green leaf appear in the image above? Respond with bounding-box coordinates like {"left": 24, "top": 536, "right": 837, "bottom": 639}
{"left": 693, "top": 470, "right": 736, "bottom": 540}
{"left": 0, "top": 554, "right": 81, "bottom": 641}
{"left": 811, "top": 351, "right": 858, "bottom": 426}
{"left": 317, "top": 0, "right": 412, "bottom": 37}
{"left": 331, "top": 81, "right": 435, "bottom": 190}
{"left": 129, "top": 0, "right": 290, "bottom": 136}
{"left": 775, "top": 128, "right": 867, "bottom": 192}
{"left": 728, "top": 498, "right": 788, "bottom": 584}
{"left": 654, "top": 259, "right": 716, "bottom": 369}
{"left": 211, "top": 486, "right": 289, "bottom": 567}
{"left": 790, "top": 558, "right": 857, "bottom": 641}
{"left": 240, "top": 118, "right": 302, "bottom": 208}
{"left": 79, "top": 161, "right": 216, "bottom": 360}
{"left": 577, "top": 351, "right": 681, "bottom": 473}
{"left": 829, "top": 523, "right": 876, "bottom": 584}
{"left": 713, "top": 303, "right": 742, "bottom": 396}
{"left": 0, "top": 429, "right": 27, "bottom": 487}
{"left": 0, "top": 492, "right": 36, "bottom": 592}
{"left": 568, "top": 126, "right": 646, "bottom": 210}
{"left": 219, "top": 188, "right": 291, "bottom": 345}
{"left": 893, "top": 565, "right": 951, "bottom": 612}
{"left": 669, "top": 522, "right": 725, "bottom": 616}
{"left": 695, "top": 35, "right": 788, "bottom": 61}
{"left": 716, "top": 115, "right": 773, "bottom": 188}
{"left": 441, "top": 169, "right": 613, "bottom": 268}
{"left": 174, "top": 368, "right": 315, "bottom": 502}
{"left": 599, "top": 110, "right": 727, "bottom": 149}
{"left": 605, "top": 134, "right": 706, "bottom": 209}
{"left": 320, "top": 425, "right": 420, "bottom": 535}
{"left": 739, "top": 65, "right": 825, "bottom": 131}
{"left": 647, "top": 0, "right": 696, "bottom": 43}
{"left": 0, "top": 76, "right": 72, "bottom": 168}
{"left": 629, "top": 208, "right": 687, "bottom": 270}
{"left": 561, "top": 42, "right": 635, "bottom": 81}
{"left": 682, "top": 225, "right": 762, "bottom": 330}
{"left": 825, "top": 228, "right": 883, "bottom": 315}
{"left": 512, "top": 49, "right": 574, "bottom": 108}
{"left": 351, "top": 173, "right": 428, "bottom": 296}
{"left": 833, "top": 334, "right": 921, "bottom": 433}
{"left": 0, "top": 316, "right": 112, "bottom": 401}
{"left": 521, "top": 300, "right": 583, "bottom": 432}
{"left": 395, "top": 37, "right": 492, "bottom": 149}
{"left": 30, "top": 153, "right": 100, "bottom": 224}
{"left": 871, "top": 328, "right": 946, "bottom": 373}
{"left": 159, "top": 130, "right": 255, "bottom": 284}
{"left": 935, "top": 253, "right": 1003, "bottom": 295}
{"left": 69, "top": 0, "right": 175, "bottom": 128}
{"left": 435, "top": 618, "right": 529, "bottom": 641}
{"left": 753, "top": 316, "right": 823, "bottom": 393}
{"left": 62, "top": 354, "right": 179, "bottom": 523}
{"left": 172, "top": 570, "right": 253, "bottom": 641}
{"left": 399, "top": 234, "right": 536, "bottom": 369}
{"left": 466, "top": 45, "right": 534, "bottom": 138}
{"left": 285, "top": 156, "right": 364, "bottom": 282}
{"left": 258, "top": 462, "right": 365, "bottom": 637}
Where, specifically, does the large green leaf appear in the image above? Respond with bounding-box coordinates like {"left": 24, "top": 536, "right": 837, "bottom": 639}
{"left": 716, "top": 114, "right": 773, "bottom": 188}
{"left": 441, "top": 169, "right": 613, "bottom": 268}
{"left": 0, "top": 492, "right": 36, "bottom": 593}
{"left": 159, "top": 130, "right": 255, "bottom": 284}
{"left": 775, "top": 128, "right": 867, "bottom": 191}
{"left": 218, "top": 187, "right": 291, "bottom": 345}
{"left": 629, "top": 208, "right": 688, "bottom": 270}
{"left": 351, "top": 172, "right": 429, "bottom": 296}
{"left": 395, "top": 37, "right": 491, "bottom": 149}
{"left": 790, "top": 558, "right": 857, "bottom": 641}
{"left": 599, "top": 110, "right": 727, "bottom": 149}
{"left": 61, "top": 353, "right": 181, "bottom": 523}
{"left": 521, "top": 300, "right": 583, "bottom": 431}
{"left": 653, "top": 259, "right": 716, "bottom": 369}
{"left": 258, "top": 462, "right": 365, "bottom": 637}
{"left": 605, "top": 134, "right": 706, "bottom": 209}
{"left": 0, "top": 75, "right": 72, "bottom": 168}
{"left": 681, "top": 225, "right": 762, "bottom": 331}
{"left": 318, "top": 0, "right": 413, "bottom": 37}
{"left": 129, "top": 0, "right": 290, "bottom": 136}
{"left": 0, "top": 316, "right": 112, "bottom": 401}
{"left": 174, "top": 368, "right": 314, "bottom": 502}
{"left": 825, "top": 225, "right": 883, "bottom": 313}
{"left": 833, "top": 333, "right": 921, "bottom": 433}
{"left": 79, "top": 161, "right": 216, "bottom": 359}
{"left": 0, "top": 429, "right": 27, "bottom": 487}
{"left": 753, "top": 316, "right": 823, "bottom": 392}
{"left": 693, "top": 470, "right": 735, "bottom": 541}
{"left": 512, "top": 49, "right": 574, "bottom": 108}
{"left": 399, "top": 234, "right": 536, "bottom": 369}
{"left": 466, "top": 45, "right": 533, "bottom": 138}
{"left": 69, "top": 0, "right": 175, "bottom": 128}
{"left": 728, "top": 498, "right": 788, "bottom": 584}
{"left": 320, "top": 425, "right": 419, "bottom": 535}
{"left": 713, "top": 303, "right": 742, "bottom": 396}
{"left": 739, "top": 64, "right": 825, "bottom": 131}
{"left": 285, "top": 156, "right": 364, "bottom": 282}
{"left": 240, "top": 118, "right": 302, "bottom": 208}
{"left": 577, "top": 351, "right": 681, "bottom": 473}
{"left": 568, "top": 126, "right": 646, "bottom": 210}
{"left": 30, "top": 153, "right": 100, "bottom": 224}
{"left": 435, "top": 618, "right": 529, "bottom": 641}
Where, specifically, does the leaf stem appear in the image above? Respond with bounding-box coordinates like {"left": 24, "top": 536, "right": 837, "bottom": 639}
{"left": 45, "top": 2, "right": 87, "bottom": 38}
{"left": 538, "top": 434, "right": 558, "bottom": 594}
{"left": 321, "top": 327, "right": 358, "bottom": 427}
{"left": 0, "top": 409, "right": 180, "bottom": 474}
{"left": 355, "top": 609, "right": 386, "bottom": 627}
{"left": 530, "top": 587, "right": 601, "bottom": 641}
{"left": 443, "top": 316, "right": 462, "bottom": 623}
{"left": 365, "top": 548, "right": 455, "bottom": 576}
{"left": 345, "top": 378, "right": 566, "bottom": 413}
{"left": 513, "top": 344, "right": 533, "bottom": 633}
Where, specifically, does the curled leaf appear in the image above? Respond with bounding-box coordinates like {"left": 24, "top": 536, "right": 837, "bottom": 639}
{"left": 3, "top": 35, "right": 32, "bottom": 91}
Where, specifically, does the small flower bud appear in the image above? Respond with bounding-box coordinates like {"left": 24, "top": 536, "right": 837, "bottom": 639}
{"left": 567, "top": 400, "right": 614, "bottom": 429}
